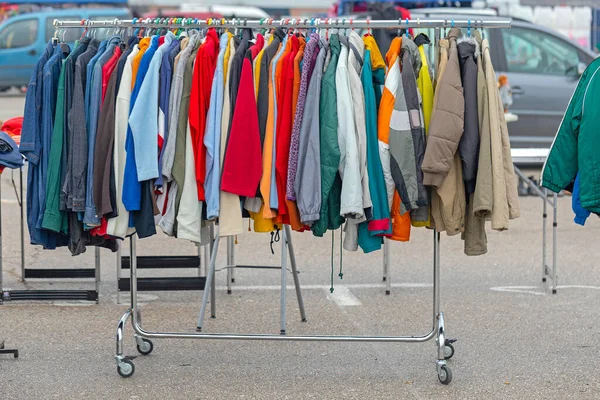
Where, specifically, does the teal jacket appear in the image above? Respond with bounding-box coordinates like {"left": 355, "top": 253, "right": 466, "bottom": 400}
{"left": 312, "top": 34, "right": 344, "bottom": 237}
{"left": 542, "top": 58, "right": 600, "bottom": 212}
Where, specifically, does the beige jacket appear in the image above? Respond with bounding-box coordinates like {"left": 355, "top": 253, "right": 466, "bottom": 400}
{"left": 482, "top": 38, "right": 520, "bottom": 231}
{"left": 428, "top": 30, "right": 466, "bottom": 235}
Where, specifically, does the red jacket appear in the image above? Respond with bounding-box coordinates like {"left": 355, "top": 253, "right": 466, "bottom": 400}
{"left": 275, "top": 35, "right": 299, "bottom": 225}
{"left": 189, "top": 28, "right": 219, "bottom": 201}
{"left": 220, "top": 37, "right": 265, "bottom": 197}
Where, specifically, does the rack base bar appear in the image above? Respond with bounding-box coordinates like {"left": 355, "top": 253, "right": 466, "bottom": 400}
{"left": 118, "top": 277, "right": 206, "bottom": 292}
{"left": 0, "top": 341, "right": 18, "bottom": 358}
{"left": 120, "top": 255, "right": 200, "bottom": 269}
{"left": 2, "top": 290, "right": 98, "bottom": 302}
{"left": 232, "top": 265, "right": 282, "bottom": 270}
{"left": 24, "top": 268, "right": 95, "bottom": 279}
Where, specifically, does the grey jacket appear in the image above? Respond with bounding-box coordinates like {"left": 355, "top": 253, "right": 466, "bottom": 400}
{"left": 401, "top": 36, "right": 429, "bottom": 222}
{"left": 457, "top": 39, "right": 480, "bottom": 195}
{"left": 295, "top": 39, "right": 327, "bottom": 225}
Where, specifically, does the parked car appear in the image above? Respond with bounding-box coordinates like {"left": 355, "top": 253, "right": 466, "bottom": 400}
{"left": 409, "top": 8, "right": 597, "bottom": 149}
{"left": 0, "top": 7, "right": 131, "bottom": 89}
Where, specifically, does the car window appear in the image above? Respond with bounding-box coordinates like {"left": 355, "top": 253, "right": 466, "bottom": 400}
{"left": 0, "top": 19, "right": 38, "bottom": 49}
{"left": 46, "top": 17, "right": 82, "bottom": 43}
{"left": 501, "top": 27, "right": 580, "bottom": 76}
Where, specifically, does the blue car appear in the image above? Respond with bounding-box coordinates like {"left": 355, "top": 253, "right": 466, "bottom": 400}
{"left": 0, "top": 7, "right": 131, "bottom": 88}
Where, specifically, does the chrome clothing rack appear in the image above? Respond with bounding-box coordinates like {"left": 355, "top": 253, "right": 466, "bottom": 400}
{"left": 54, "top": 17, "right": 512, "bottom": 385}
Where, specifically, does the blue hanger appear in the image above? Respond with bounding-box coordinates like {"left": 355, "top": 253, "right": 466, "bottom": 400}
{"left": 468, "top": 20, "right": 471, "bottom": 37}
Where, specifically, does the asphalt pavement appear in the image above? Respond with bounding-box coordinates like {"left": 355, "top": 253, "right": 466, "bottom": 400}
{"left": 1, "top": 94, "right": 600, "bottom": 399}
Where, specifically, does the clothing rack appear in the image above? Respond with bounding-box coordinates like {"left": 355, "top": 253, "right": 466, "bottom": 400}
{"left": 0, "top": 168, "right": 101, "bottom": 303}
{"left": 52, "top": 17, "right": 511, "bottom": 384}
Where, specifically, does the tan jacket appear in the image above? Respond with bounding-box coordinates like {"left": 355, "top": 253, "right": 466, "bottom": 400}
{"left": 482, "top": 38, "right": 520, "bottom": 231}
{"left": 428, "top": 30, "right": 466, "bottom": 235}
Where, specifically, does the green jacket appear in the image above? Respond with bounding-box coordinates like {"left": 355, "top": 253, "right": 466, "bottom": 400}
{"left": 312, "top": 34, "right": 345, "bottom": 237}
{"left": 542, "top": 58, "right": 600, "bottom": 212}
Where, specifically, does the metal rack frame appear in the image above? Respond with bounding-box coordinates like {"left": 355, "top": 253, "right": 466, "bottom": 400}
{"left": 53, "top": 17, "right": 511, "bottom": 384}
{"left": 0, "top": 167, "right": 101, "bottom": 304}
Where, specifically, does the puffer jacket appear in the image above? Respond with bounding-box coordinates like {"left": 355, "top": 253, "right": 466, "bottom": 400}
{"left": 483, "top": 38, "right": 520, "bottom": 230}
{"left": 312, "top": 34, "right": 345, "bottom": 237}
{"left": 400, "top": 35, "right": 428, "bottom": 223}
{"left": 542, "top": 58, "right": 600, "bottom": 213}
{"left": 422, "top": 28, "right": 464, "bottom": 188}
{"left": 413, "top": 33, "right": 433, "bottom": 228}
{"left": 428, "top": 32, "right": 466, "bottom": 236}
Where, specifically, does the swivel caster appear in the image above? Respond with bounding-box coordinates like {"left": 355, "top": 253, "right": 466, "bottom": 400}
{"left": 443, "top": 341, "right": 454, "bottom": 360}
{"left": 117, "top": 359, "right": 135, "bottom": 378}
{"left": 437, "top": 365, "right": 453, "bottom": 385}
{"left": 136, "top": 338, "right": 153, "bottom": 356}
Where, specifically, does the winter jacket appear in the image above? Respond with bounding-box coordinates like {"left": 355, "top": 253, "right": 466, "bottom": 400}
{"left": 572, "top": 173, "right": 591, "bottom": 226}
{"left": 457, "top": 39, "right": 480, "bottom": 195}
{"left": 422, "top": 28, "right": 464, "bottom": 188}
{"left": 483, "top": 38, "right": 520, "bottom": 229}
{"left": 413, "top": 33, "right": 433, "bottom": 228}
{"left": 311, "top": 34, "right": 345, "bottom": 237}
{"left": 400, "top": 36, "right": 428, "bottom": 223}
{"left": 378, "top": 36, "right": 411, "bottom": 242}
{"left": 296, "top": 39, "right": 327, "bottom": 225}
{"left": 337, "top": 35, "right": 363, "bottom": 220}
{"left": 542, "top": 57, "right": 600, "bottom": 213}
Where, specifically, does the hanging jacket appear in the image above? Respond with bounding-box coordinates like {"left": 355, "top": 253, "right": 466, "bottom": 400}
{"left": 107, "top": 45, "right": 140, "bottom": 239}
{"left": 258, "top": 29, "right": 285, "bottom": 151}
{"left": 337, "top": 34, "right": 363, "bottom": 219}
{"left": 457, "top": 38, "right": 480, "bottom": 195}
{"left": 413, "top": 33, "right": 433, "bottom": 228}
{"left": 483, "top": 38, "right": 520, "bottom": 229}
{"left": 378, "top": 36, "right": 411, "bottom": 242}
{"left": 311, "top": 34, "right": 345, "bottom": 237}
{"left": 422, "top": 28, "right": 464, "bottom": 188}
{"left": 296, "top": 39, "right": 327, "bottom": 226}
{"left": 189, "top": 28, "right": 220, "bottom": 201}
{"left": 400, "top": 35, "right": 428, "bottom": 223}
{"left": 204, "top": 33, "right": 229, "bottom": 220}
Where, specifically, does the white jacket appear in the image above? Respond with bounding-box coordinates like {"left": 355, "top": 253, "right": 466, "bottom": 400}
{"left": 336, "top": 35, "right": 363, "bottom": 219}
{"left": 107, "top": 46, "right": 139, "bottom": 239}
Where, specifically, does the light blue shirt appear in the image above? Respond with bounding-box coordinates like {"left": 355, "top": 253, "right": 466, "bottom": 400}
{"left": 204, "top": 33, "right": 228, "bottom": 220}
{"left": 269, "top": 35, "right": 288, "bottom": 210}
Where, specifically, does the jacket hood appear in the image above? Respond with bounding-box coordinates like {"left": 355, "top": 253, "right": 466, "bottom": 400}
{"left": 401, "top": 35, "right": 421, "bottom": 76}
{"left": 457, "top": 38, "right": 478, "bottom": 60}
{"left": 414, "top": 33, "right": 430, "bottom": 48}
{"left": 348, "top": 31, "right": 365, "bottom": 74}
{"left": 447, "top": 27, "right": 462, "bottom": 42}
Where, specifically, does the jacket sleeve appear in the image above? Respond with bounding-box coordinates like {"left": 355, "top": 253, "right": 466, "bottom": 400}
{"left": 69, "top": 70, "right": 88, "bottom": 213}
{"left": 129, "top": 59, "right": 159, "bottom": 182}
{"left": 541, "top": 73, "right": 586, "bottom": 193}
{"left": 422, "top": 43, "right": 464, "bottom": 188}
{"left": 572, "top": 173, "right": 591, "bottom": 226}
{"left": 203, "top": 63, "right": 222, "bottom": 220}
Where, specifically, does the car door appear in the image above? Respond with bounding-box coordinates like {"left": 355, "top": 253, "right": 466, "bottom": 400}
{"left": 493, "top": 25, "right": 588, "bottom": 149}
{"left": 0, "top": 16, "right": 41, "bottom": 87}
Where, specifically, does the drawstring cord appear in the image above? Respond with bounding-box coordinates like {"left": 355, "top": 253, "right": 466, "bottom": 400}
{"left": 269, "top": 226, "right": 281, "bottom": 255}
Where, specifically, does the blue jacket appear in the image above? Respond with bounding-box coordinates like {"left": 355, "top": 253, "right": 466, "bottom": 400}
{"left": 84, "top": 36, "right": 120, "bottom": 226}
{"left": 572, "top": 173, "right": 591, "bottom": 226}
{"left": 130, "top": 33, "right": 174, "bottom": 184}
{"left": 123, "top": 36, "right": 159, "bottom": 212}
{"left": 85, "top": 40, "right": 107, "bottom": 127}
{"left": 21, "top": 40, "right": 54, "bottom": 246}
{"left": 0, "top": 131, "right": 24, "bottom": 169}
{"left": 204, "top": 33, "right": 228, "bottom": 220}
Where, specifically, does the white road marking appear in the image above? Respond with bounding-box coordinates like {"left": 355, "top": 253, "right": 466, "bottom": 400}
{"left": 325, "top": 285, "right": 362, "bottom": 307}
{"left": 491, "top": 285, "right": 600, "bottom": 296}
{"left": 214, "top": 282, "right": 432, "bottom": 291}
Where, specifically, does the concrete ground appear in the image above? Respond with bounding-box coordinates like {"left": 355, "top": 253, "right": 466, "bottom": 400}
{"left": 1, "top": 96, "right": 600, "bottom": 399}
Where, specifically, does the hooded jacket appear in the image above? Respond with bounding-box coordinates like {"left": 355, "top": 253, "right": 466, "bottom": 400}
{"left": 542, "top": 57, "right": 600, "bottom": 213}
{"left": 422, "top": 28, "right": 464, "bottom": 188}
{"left": 311, "top": 34, "right": 345, "bottom": 237}
{"left": 483, "top": 38, "right": 520, "bottom": 230}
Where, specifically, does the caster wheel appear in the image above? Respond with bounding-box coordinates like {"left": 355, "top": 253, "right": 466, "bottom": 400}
{"left": 443, "top": 343, "right": 454, "bottom": 360}
{"left": 136, "top": 339, "right": 153, "bottom": 356}
{"left": 117, "top": 360, "right": 135, "bottom": 378}
{"left": 438, "top": 365, "right": 453, "bottom": 385}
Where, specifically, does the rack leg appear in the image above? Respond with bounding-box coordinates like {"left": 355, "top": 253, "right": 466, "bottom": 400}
{"left": 95, "top": 247, "right": 101, "bottom": 304}
{"left": 115, "top": 308, "right": 132, "bottom": 362}
{"left": 19, "top": 167, "right": 24, "bottom": 282}
{"left": 197, "top": 225, "right": 221, "bottom": 331}
{"left": 116, "top": 244, "right": 122, "bottom": 305}
{"left": 433, "top": 228, "right": 453, "bottom": 384}
{"left": 230, "top": 238, "right": 236, "bottom": 284}
{"left": 226, "top": 237, "right": 233, "bottom": 295}
{"left": 280, "top": 227, "right": 288, "bottom": 334}
{"left": 284, "top": 225, "right": 306, "bottom": 322}
{"left": 210, "top": 224, "right": 216, "bottom": 318}
{"left": 552, "top": 192, "right": 558, "bottom": 294}
{"left": 197, "top": 243, "right": 202, "bottom": 277}
{"left": 384, "top": 238, "right": 391, "bottom": 295}
{"left": 542, "top": 188, "right": 548, "bottom": 283}
{"left": 203, "top": 244, "right": 209, "bottom": 277}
